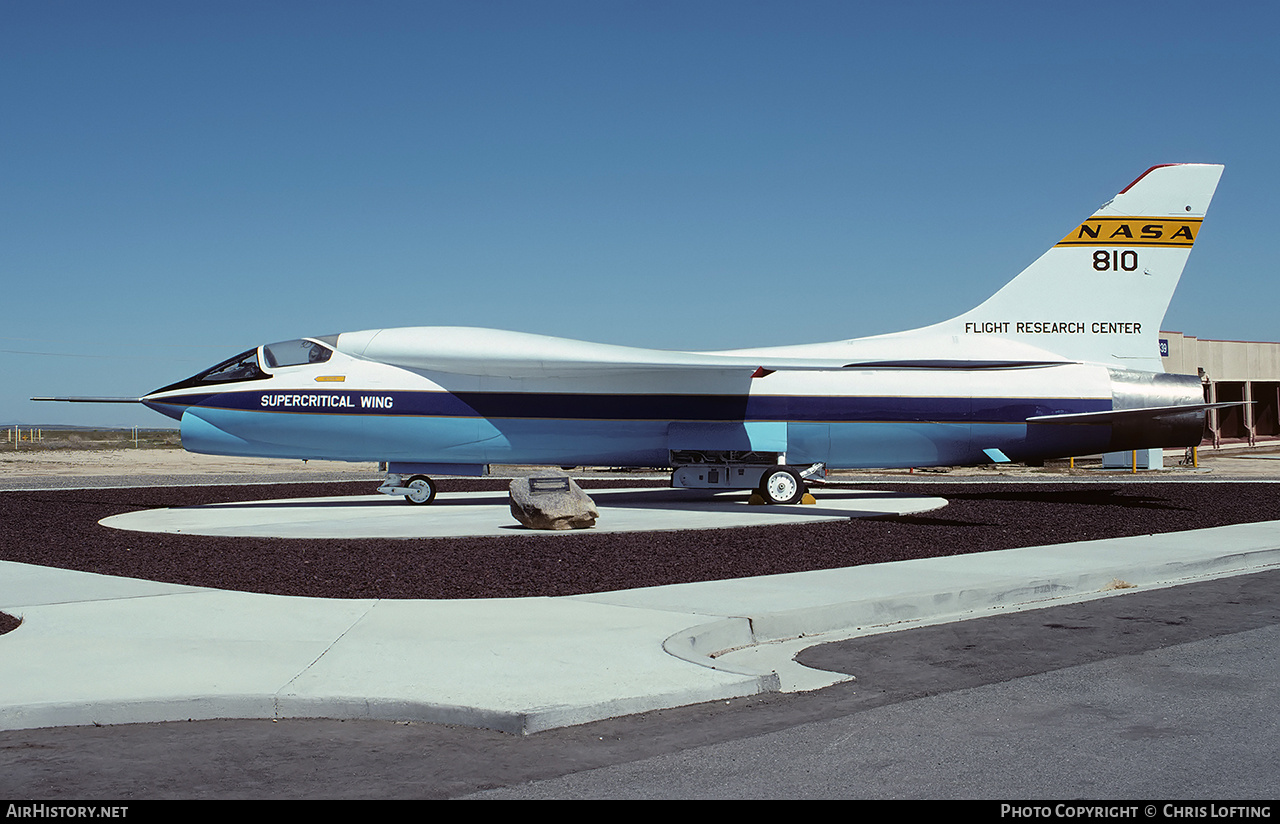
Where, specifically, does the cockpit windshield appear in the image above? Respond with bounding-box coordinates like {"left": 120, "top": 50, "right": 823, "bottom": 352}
{"left": 200, "top": 349, "right": 267, "bottom": 383}
{"left": 151, "top": 347, "right": 269, "bottom": 394}
{"left": 262, "top": 339, "right": 333, "bottom": 368}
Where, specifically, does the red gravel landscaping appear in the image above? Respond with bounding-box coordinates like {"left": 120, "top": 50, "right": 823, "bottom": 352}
{"left": 2, "top": 480, "right": 1278, "bottom": 601}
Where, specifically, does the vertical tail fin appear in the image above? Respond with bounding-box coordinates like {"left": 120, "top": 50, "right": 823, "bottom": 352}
{"left": 939, "top": 163, "right": 1223, "bottom": 370}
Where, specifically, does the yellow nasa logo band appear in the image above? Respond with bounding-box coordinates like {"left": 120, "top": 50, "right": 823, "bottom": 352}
{"left": 1055, "top": 217, "right": 1201, "bottom": 248}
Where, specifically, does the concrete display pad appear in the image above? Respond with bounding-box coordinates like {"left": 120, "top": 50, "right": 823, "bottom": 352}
{"left": 5, "top": 520, "right": 1280, "bottom": 735}
{"left": 98, "top": 486, "right": 949, "bottom": 539}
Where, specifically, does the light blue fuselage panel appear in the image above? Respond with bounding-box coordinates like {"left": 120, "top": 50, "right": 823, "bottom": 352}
{"left": 176, "top": 387, "right": 1115, "bottom": 469}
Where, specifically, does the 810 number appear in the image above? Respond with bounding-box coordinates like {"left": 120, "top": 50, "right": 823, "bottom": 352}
{"left": 1093, "top": 250, "right": 1138, "bottom": 271}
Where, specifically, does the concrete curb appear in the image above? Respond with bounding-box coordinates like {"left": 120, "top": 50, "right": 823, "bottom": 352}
{"left": 649, "top": 527, "right": 1280, "bottom": 693}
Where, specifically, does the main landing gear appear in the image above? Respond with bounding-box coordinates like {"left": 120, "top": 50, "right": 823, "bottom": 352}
{"left": 758, "top": 466, "right": 806, "bottom": 505}
{"left": 669, "top": 454, "right": 824, "bottom": 505}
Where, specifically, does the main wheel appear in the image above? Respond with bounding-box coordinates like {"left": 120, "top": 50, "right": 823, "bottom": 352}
{"left": 404, "top": 475, "right": 436, "bottom": 505}
{"left": 759, "top": 467, "right": 804, "bottom": 505}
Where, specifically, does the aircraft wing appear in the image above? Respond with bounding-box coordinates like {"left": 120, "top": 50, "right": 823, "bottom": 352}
{"left": 335, "top": 327, "right": 1070, "bottom": 377}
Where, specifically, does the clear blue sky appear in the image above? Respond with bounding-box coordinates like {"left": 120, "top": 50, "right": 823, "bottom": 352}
{"left": 5, "top": 1, "right": 1278, "bottom": 427}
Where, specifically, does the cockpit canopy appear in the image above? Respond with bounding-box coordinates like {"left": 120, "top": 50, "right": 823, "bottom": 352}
{"left": 262, "top": 338, "right": 334, "bottom": 368}
{"left": 151, "top": 337, "right": 336, "bottom": 394}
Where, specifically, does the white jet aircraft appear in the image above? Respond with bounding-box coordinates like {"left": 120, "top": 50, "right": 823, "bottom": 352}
{"left": 39, "top": 163, "right": 1233, "bottom": 504}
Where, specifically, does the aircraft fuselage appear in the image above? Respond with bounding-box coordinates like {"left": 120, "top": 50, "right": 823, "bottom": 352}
{"left": 142, "top": 343, "right": 1202, "bottom": 471}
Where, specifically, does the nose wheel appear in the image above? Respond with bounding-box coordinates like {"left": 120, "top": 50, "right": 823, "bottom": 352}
{"left": 404, "top": 475, "right": 436, "bottom": 505}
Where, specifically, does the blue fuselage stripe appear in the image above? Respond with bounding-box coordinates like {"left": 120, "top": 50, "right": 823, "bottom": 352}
{"left": 159, "top": 389, "right": 1110, "bottom": 424}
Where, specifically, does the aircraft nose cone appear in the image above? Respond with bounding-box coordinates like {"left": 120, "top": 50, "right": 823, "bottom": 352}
{"left": 141, "top": 391, "right": 193, "bottom": 421}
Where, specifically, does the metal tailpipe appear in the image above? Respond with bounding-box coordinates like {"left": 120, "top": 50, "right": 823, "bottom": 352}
{"left": 1106, "top": 368, "right": 1206, "bottom": 451}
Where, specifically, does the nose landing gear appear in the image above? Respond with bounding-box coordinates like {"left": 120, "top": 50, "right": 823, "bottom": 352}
{"left": 378, "top": 473, "right": 437, "bottom": 505}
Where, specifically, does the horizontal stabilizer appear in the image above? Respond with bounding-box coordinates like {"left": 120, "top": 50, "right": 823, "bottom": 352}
{"left": 841, "top": 359, "right": 1068, "bottom": 371}
{"left": 1027, "top": 401, "right": 1248, "bottom": 426}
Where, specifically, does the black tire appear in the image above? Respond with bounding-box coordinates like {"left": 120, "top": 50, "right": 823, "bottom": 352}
{"left": 759, "top": 467, "right": 804, "bottom": 505}
{"left": 404, "top": 475, "right": 436, "bottom": 505}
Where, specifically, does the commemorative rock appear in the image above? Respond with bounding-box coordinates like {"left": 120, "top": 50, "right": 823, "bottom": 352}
{"left": 509, "top": 471, "right": 599, "bottom": 530}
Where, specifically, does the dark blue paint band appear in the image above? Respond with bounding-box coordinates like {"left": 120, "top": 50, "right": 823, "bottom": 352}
{"left": 155, "top": 389, "right": 1111, "bottom": 425}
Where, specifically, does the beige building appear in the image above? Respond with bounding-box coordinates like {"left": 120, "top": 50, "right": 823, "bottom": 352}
{"left": 1161, "top": 331, "right": 1280, "bottom": 445}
